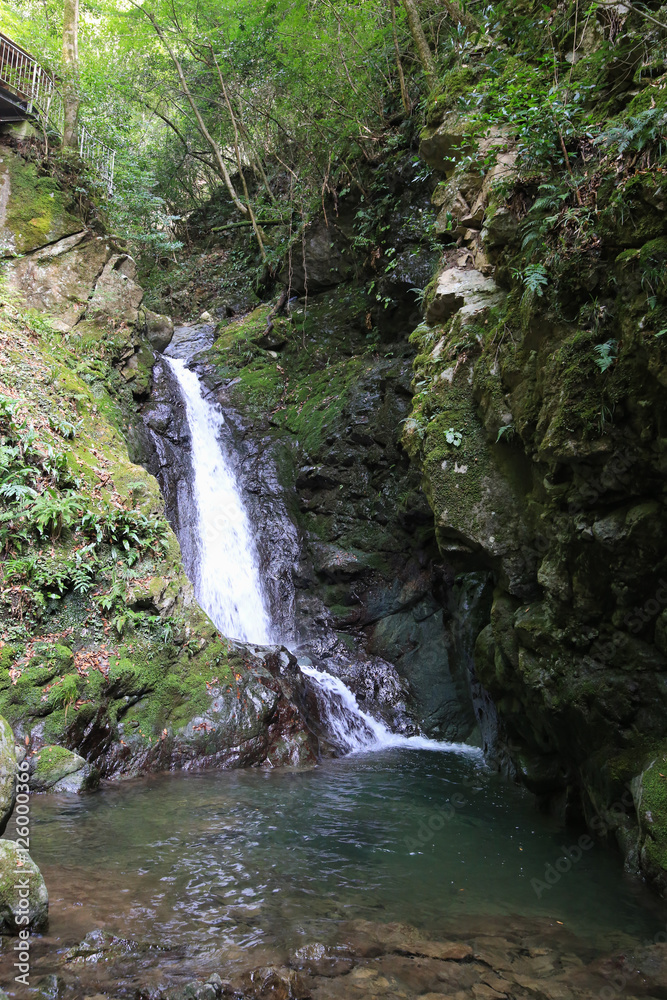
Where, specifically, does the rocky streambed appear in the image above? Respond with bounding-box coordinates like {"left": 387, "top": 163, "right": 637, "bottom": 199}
{"left": 15, "top": 914, "right": 667, "bottom": 1000}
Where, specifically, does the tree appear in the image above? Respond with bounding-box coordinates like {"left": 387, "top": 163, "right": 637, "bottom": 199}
{"left": 62, "top": 0, "right": 79, "bottom": 147}
{"left": 401, "top": 0, "right": 437, "bottom": 92}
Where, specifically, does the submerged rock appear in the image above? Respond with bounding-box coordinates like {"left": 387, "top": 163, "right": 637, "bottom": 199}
{"left": 238, "top": 966, "right": 311, "bottom": 1000}
{"left": 64, "top": 928, "right": 144, "bottom": 963}
{"left": 0, "top": 839, "right": 48, "bottom": 933}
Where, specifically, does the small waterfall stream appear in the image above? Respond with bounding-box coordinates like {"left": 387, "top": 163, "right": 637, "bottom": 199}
{"left": 300, "top": 664, "right": 480, "bottom": 755}
{"left": 167, "top": 350, "right": 473, "bottom": 756}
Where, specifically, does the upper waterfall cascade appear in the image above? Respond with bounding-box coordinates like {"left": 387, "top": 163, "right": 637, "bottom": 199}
{"left": 167, "top": 351, "right": 474, "bottom": 756}
{"left": 165, "top": 356, "right": 273, "bottom": 645}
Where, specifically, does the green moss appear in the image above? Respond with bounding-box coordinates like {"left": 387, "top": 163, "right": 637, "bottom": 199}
{"left": 427, "top": 67, "right": 479, "bottom": 124}
{"left": 0, "top": 644, "right": 17, "bottom": 672}
{"left": 33, "top": 744, "right": 77, "bottom": 778}
{"left": 640, "top": 747, "right": 667, "bottom": 872}
{"left": 605, "top": 741, "right": 660, "bottom": 783}
{"left": 0, "top": 151, "right": 81, "bottom": 255}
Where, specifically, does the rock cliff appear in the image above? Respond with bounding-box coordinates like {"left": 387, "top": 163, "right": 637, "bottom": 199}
{"left": 402, "top": 21, "right": 667, "bottom": 891}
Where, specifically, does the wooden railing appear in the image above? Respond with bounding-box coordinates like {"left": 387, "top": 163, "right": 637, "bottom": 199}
{"left": 0, "top": 32, "right": 115, "bottom": 194}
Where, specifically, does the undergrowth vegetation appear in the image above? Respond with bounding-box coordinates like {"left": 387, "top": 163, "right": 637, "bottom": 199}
{"left": 0, "top": 294, "right": 172, "bottom": 652}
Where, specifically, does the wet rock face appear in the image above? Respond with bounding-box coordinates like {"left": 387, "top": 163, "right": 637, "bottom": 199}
{"left": 405, "top": 103, "right": 667, "bottom": 886}
{"left": 139, "top": 279, "right": 480, "bottom": 744}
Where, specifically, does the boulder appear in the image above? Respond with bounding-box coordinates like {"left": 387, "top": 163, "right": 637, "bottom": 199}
{"left": 0, "top": 716, "right": 16, "bottom": 835}
{"left": 0, "top": 839, "right": 48, "bottom": 933}
{"left": 142, "top": 308, "right": 175, "bottom": 352}
{"left": 30, "top": 745, "right": 100, "bottom": 794}
{"left": 0, "top": 150, "right": 82, "bottom": 256}
{"left": 165, "top": 323, "right": 215, "bottom": 360}
{"left": 5, "top": 233, "right": 111, "bottom": 331}
{"left": 425, "top": 267, "right": 505, "bottom": 325}
{"left": 86, "top": 254, "right": 145, "bottom": 326}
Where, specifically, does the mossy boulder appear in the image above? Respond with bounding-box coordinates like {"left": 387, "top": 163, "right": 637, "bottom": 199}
{"left": 635, "top": 748, "right": 667, "bottom": 893}
{"left": 30, "top": 745, "right": 99, "bottom": 794}
{"left": 0, "top": 149, "right": 82, "bottom": 257}
{"left": 0, "top": 839, "right": 48, "bottom": 934}
{"left": 0, "top": 716, "right": 16, "bottom": 835}
{"left": 6, "top": 232, "right": 113, "bottom": 332}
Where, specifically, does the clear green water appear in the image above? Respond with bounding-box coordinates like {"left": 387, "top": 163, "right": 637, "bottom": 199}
{"left": 2, "top": 748, "right": 666, "bottom": 993}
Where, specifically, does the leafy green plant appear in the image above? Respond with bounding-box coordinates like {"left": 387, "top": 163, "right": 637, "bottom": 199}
{"left": 496, "top": 424, "right": 515, "bottom": 443}
{"left": 514, "top": 263, "right": 548, "bottom": 298}
{"left": 445, "top": 428, "right": 463, "bottom": 447}
{"left": 594, "top": 340, "right": 618, "bottom": 373}
{"left": 596, "top": 107, "right": 667, "bottom": 157}
{"left": 48, "top": 674, "right": 79, "bottom": 712}
{"left": 28, "top": 491, "right": 84, "bottom": 539}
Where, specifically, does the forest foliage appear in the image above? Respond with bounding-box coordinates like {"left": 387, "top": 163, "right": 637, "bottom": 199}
{"left": 0, "top": 0, "right": 666, "bottom": 280}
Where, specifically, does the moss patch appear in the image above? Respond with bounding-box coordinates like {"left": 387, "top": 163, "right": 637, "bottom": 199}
{"left": 0, "top": 150, "right": 82, "bottom": 256}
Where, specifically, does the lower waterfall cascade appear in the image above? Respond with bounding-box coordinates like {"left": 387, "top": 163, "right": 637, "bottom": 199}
{"left": 299, "top": 663, "right": 482, "bottom": 755}
{"left": 167, "top": 352, "right": 474, "bottom": 756}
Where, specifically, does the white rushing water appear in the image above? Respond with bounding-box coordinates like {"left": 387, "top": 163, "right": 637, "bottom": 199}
{"left": 299, "top": 664, "right": 482, "bottom": 756}
{"left": 165, "top": 357, "right": 273, "bottom": 644}
{"left": 168, "top": 352, "right": 478, "bottom": 756}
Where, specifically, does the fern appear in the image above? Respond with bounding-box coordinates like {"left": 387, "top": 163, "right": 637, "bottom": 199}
{"left": 596, "top": 107, "right": 667, "bottom": 156}
{"left": 594, "top": 340, "right": 618, "bottom": 373}
{"left": 513, "top": 263, "right": 548, "bottom": 298}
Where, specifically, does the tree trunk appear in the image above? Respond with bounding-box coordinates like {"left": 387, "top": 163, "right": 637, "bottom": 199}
{"left": 141, "top": 11, "right": 247, "bottom": 216}
{"left": 62, "top": 0, "right": 79, "bottom": 148}
{"left": 401, "top": 0, "right": 437, "bottom": 92}
{"left": 209, "top": 46, "right": 266, "bottom": 259}
{"left": 390, "top": 0, "right": 412, "bottom": 114}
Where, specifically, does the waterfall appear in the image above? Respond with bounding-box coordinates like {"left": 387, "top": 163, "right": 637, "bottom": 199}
{"left": 299, "top": 664, "right": 482, "bottom": 756}
{"left": 164, "top": 349, "right": 477, "bottom": 757}
{"left": 164, "top": 357, "right": 273, "bottom": 645}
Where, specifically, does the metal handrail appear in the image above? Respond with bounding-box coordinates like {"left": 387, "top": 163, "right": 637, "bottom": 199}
{"left": 0, "top": 31, "right": 115, "bottom": 193}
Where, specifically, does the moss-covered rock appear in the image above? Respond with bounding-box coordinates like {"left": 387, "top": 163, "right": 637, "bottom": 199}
{"left": 405, "top": 27, "right": 667, "bottom": 892}
{"left": 0, "top": 716, "right": 16, "bottom": 835}
{"left": 0, "top": 149, "right": 82, "bottom": 257}
{"left": 0, "top": 839, "right": 48, "bottom": 934}
{"left": 635, "top": 747, "right": 667, "bottom": 893}
{"left": 30, "top": 745, "right": 99, "bottom": 794}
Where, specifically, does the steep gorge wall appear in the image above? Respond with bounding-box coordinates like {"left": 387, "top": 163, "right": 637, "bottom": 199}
{"left": 403, "top": 54, "right": 667, "bottom": 890}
